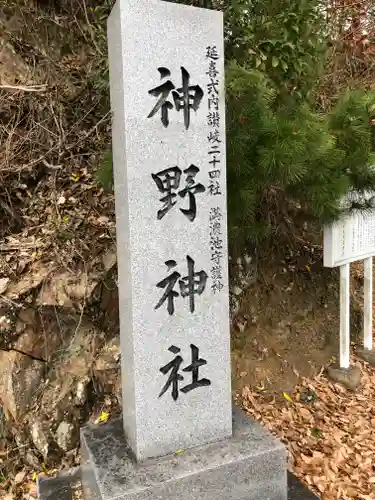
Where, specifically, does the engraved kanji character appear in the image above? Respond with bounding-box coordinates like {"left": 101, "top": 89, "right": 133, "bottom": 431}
{"left": 179, "top": 256, "right": 207, "bottom": 313}
{"left": 147, "top": 67, "right": 175, "bottom": 127}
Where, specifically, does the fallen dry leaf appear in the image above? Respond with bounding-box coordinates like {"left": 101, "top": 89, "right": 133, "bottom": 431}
{"left": 14, "top": 470, "right": 26, "bottom": 484}
{"left": 283, "top": 391, "right": 293, "bottom": 402}
{"left": 298, "top": 407, "right": 311, "bottom": 420}
{"left": 24, "top": 481, "right": 38, "bottom": 497}
{"left": 241, "top": 355, "right": 375, "bottom": 499}
{"left": 95, "top": 411, "right": 110, "bottom": 424}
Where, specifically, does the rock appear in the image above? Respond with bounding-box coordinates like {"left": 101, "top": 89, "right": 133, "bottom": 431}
{"left": 232, "top": 285, "right": 243, "bottom": 297}
{"left": 56, "top": 421, "right": 78, "bottom": 452}
{"left": 74, "top": 377, "right": 90, "bottom": 406}
{"left": 31, "top": 317, "right": 101, "bottom": 419}
{"left": 327, "top": 365, "right": 361, "bottom": 391}
{"left": 94, "top": 338, "right": 120, "bottom": 371}
{"left": 0, "top": 349, "right": 45, "bottom": 421}
{"left": 37, "top": 271, "right": 99, "bottom": 308}
{"left": 36, "top": 247, "right": 118, "bottom": 309}
{"left": 31, "top": 419, "right": 51, "bottom": 458}
{"left": 16, "top": 308, "right": 36, "bottom": 335}
{"left": 0, "top": 41, "right": 30, "bottom": 85}
{"left": 93, "top": 338, "right": 121, "bottom": 394}
{"left": 5, "top": 261, "right": 55, "bottom": 300}
{"left": 0, "top": 314, "right": 11, "bottom": 332}
{"left": 0, "top": 278, "right": 9, "bottom": 294}
{"left": 25, "top": 450, "right": 42, "bottom": 469}
{"left": 0, "top": 310, "right": 104, "bottom": 468}
{"left": 12, "top": 427, "right": 42, "bottom": 467}
{"left": 356, "top": 347, "right": 375, "bottom": 366}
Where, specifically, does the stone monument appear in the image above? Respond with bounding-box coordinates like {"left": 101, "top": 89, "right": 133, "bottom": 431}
{"left": 37, "top": 0, "right": 318, "bottom": 498}
{"left": 103, "top": 0, "right": 232, "bottom": 462}
{"left": 80, "top": 0, "right": 287, "bottom": 498}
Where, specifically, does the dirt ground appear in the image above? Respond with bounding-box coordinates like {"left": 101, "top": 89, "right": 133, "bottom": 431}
{"left": 231, "top": 239, "right": 367, "bottom": 400}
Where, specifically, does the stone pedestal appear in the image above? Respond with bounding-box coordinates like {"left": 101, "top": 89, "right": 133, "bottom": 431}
{"left": 37, "top": 464, "right": 319, "bottom": 500}
{"left": 326, "top": 365, "right": 361, "bottom": 391}
{"left": 80, "top": 408, "right": 287, "bottom": 500}
{"left": 356, "top": 347, "right": 375, "bottom": 366}
{"left": 37, "top": 465, "right": 319, "bottom": 500}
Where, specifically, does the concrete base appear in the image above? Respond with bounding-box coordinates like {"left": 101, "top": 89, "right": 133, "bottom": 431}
{"left": 356, "top": 347, "right": 375, "bottom": 366}
{"left": 287, "top": 473, "right": 318, "bottom": 499}
{"left": 80, "top": 408, "right": 287, "bottom": 500}
{"left": 326, "top": 365, "right": 361, "bottom": 391}
{"left": 37, "top": 467, "right": 319, "bottom": 500}
{"left": 37, "top": 467, "right": 81, "bottom": 500}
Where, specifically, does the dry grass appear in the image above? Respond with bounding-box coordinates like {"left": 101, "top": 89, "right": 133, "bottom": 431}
{"left": 0, "top": 0, "right": 114, "bottom": 284}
